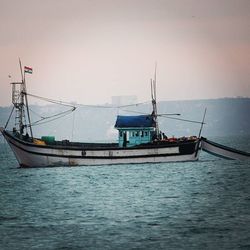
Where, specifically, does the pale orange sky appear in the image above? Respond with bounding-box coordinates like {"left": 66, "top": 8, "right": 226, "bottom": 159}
{"left": 0, "top": 0, "right": 249, "bottom": 106}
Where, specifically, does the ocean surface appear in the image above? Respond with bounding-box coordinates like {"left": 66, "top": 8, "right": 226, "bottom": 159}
{"left": 0, "top": 136, "right": 250, "bottom": 250}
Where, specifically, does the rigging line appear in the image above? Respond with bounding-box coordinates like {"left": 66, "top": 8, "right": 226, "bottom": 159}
{"left": 24, "top": 104, "right": 76, "bottom": 120}
{"left": 26, "top": 109, "right": 75, "bottom": 127}
{"left": 198, "top": 108, "right": 207, "bottom": 138}
{"left": 120, "top": 109, "right": 181, "bottom": 116}
{"left": 120, "top": 109, "right": 204, "bottom": 124}
{"left": 158, "top": 113, "right": 181, "bottom": 116}
{"left": 120, "top": 109, "right": 151, "bottom": 115}
{"left": 158, "top": 115, "right": 206, "bottom": 125}
{"left": 4, "top": 106, "right": 15, "bottom": 129}
{"left": 25, "top": 105, "right": 45, "bottom": 119}
{"left": 71, "top": 111, "right": 75, "bottom": 141}
{"left": 26, "top": 92, "right": 150, "bottom": 109}
{"left": 26, "top": 92, "right": 76, "bottom": 108}
{"left": 26, "top": 107, "right": 76, "bottom": 127}
{"left": 115, "top": 101, "right": 150, "bottom": 108}
{"left": 47, "top": 108, "right": 73, "bottom": 135}
{"left": 73, "top": 101, "right": 150, "bottom": 109}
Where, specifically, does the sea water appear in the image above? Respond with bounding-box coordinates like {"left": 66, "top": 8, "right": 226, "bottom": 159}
{"left": 0, "top": 136, "right": 250, "bottom": 250}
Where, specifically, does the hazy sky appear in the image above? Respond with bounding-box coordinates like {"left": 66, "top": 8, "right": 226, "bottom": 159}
{"left": 0, "top": 0, "right": 249, "bottom": 106}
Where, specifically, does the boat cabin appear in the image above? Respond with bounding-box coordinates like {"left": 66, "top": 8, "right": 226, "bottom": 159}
{"left": 115, "top": 115, "right": 155, "bottom": 147}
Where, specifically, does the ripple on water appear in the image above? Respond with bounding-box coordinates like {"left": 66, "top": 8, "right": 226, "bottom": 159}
{"left": 0, "top": 138, "right": 250, "bottom": 249}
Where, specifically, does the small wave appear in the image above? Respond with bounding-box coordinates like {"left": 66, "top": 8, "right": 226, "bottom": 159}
{"left": 0, "top": 216, "right": 18, "bottom": 221}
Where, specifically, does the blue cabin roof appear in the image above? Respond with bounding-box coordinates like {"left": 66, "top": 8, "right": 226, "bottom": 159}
{"left": 115, "top": 115, "right": 155, "bottom": 128}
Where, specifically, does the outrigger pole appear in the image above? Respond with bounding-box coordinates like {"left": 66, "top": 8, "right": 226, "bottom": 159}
{"left": 198, "top": 108, "right": 207, "bottom": 138}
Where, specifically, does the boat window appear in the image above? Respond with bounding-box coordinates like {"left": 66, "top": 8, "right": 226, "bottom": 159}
{"left": 141, "top": 131, "right": 144, "bottom": 137}
{"left": 127, "top": 131, "right": 130, "bottom": 139}
{"left": 145, "top": 131, "right": 148, "bottom": 136}
{"left": 135, "top": 131, "right": 139, "bottom": 137}
{"left": 132, "top": 132, "right": 135, "bottom": 137}
{"left": 120, "top": 131, "right": 123, "bottom": 137}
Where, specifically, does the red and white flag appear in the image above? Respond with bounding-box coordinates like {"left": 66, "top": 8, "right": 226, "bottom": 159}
{"left": 24, "top": 66, "right": 33, "bottom": 74}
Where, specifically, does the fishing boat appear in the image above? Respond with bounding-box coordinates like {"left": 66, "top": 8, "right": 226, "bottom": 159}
{"left": 0, "top": 62, "right": 205, "bottom": 167}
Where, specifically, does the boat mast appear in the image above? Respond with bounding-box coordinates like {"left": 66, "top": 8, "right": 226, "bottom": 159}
{"left": 11, "top": 59, "right": 33, "bottom": 138}
{"left": 151, "top": 63, "right": 159, "bottom": 139}
{"left": 11, "top": 60, "right": 25, "bottom": 134}
{"left": 11, "top": 79, "right": 25, "bottom": 134}
{"left": 22, "top": 60, "right": 33, "bottom": 139}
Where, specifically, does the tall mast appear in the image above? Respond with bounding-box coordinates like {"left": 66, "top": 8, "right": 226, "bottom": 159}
{"left": 12, "top": 59, "right": 26, "bottom": 134}
{"left": 22, "top": 61, "right": 33, "bottom": 138}
{"left": 11, "top": 79, "right": 25, "bottom": 134}
{"left": 11, "top": 59, "right": 33, "bottom": 138}
{"left": 151, "top": 62, "right": 159, "bottom": 139}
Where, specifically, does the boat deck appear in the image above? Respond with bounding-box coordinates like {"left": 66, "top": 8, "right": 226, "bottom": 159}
{"left": 5, "top": 130, "right": 198, "bottom": 151}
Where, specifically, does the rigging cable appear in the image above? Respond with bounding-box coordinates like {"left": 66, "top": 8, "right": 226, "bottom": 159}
{"left": 26, "top": 92, "right": 150, "bottom": 109}
{"left": 24, "top": 92, "right": 204, "bottom": 126}
{"left": 27, "top": 106, "right": 46, "bottom": 119}
{"left": 4, "top": 106, "right": 15, "bottom": 129}
{"left": 24, "top": 105, "right": 76, "bottom": 127}
{"left": 121, "top": 109, "right": 181, "bottom": 116}
{"left": 158, "top": 115, "right": 205, "bottom": 125}
{"left": 71, "top": 111, "right": 75, "bottom": 141}
{"left": 120, "top": 109, "right": 205, "bottom": 124}
{"left": 25, "top": 92, "right": 76, "bottom": 108}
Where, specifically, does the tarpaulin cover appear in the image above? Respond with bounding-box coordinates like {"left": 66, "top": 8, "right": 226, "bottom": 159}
{"left": 115, "top": 115, "right": 155, "bottom": 128}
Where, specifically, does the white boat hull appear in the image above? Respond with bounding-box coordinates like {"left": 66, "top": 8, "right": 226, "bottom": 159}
{"left": 201, "top": 137, "right": 250, "bottom": 160}
{"left": 1, "top": 129, "right": 200, "bottom": 167}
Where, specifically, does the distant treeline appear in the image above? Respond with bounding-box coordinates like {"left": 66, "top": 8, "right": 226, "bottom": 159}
{"left": 1, "top": 98, "right": 250, "bottom": 142}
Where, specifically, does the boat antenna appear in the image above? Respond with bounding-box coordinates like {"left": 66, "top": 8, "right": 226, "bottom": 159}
{"left": 154, "top": 62, "right": 157, "bottom": 101}
{"left": 198, "top": 108, "right": 207, "bottom": 138}
{"left": 19, "top": 58, "right": 24, "bottom": 82}
{"left": 150, "top": 78, "right": 154, "bottom": 100}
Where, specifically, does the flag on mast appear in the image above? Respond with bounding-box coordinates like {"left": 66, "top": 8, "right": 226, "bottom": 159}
{"left": 24, "top": 66, "right": 33, "bottom": 74}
